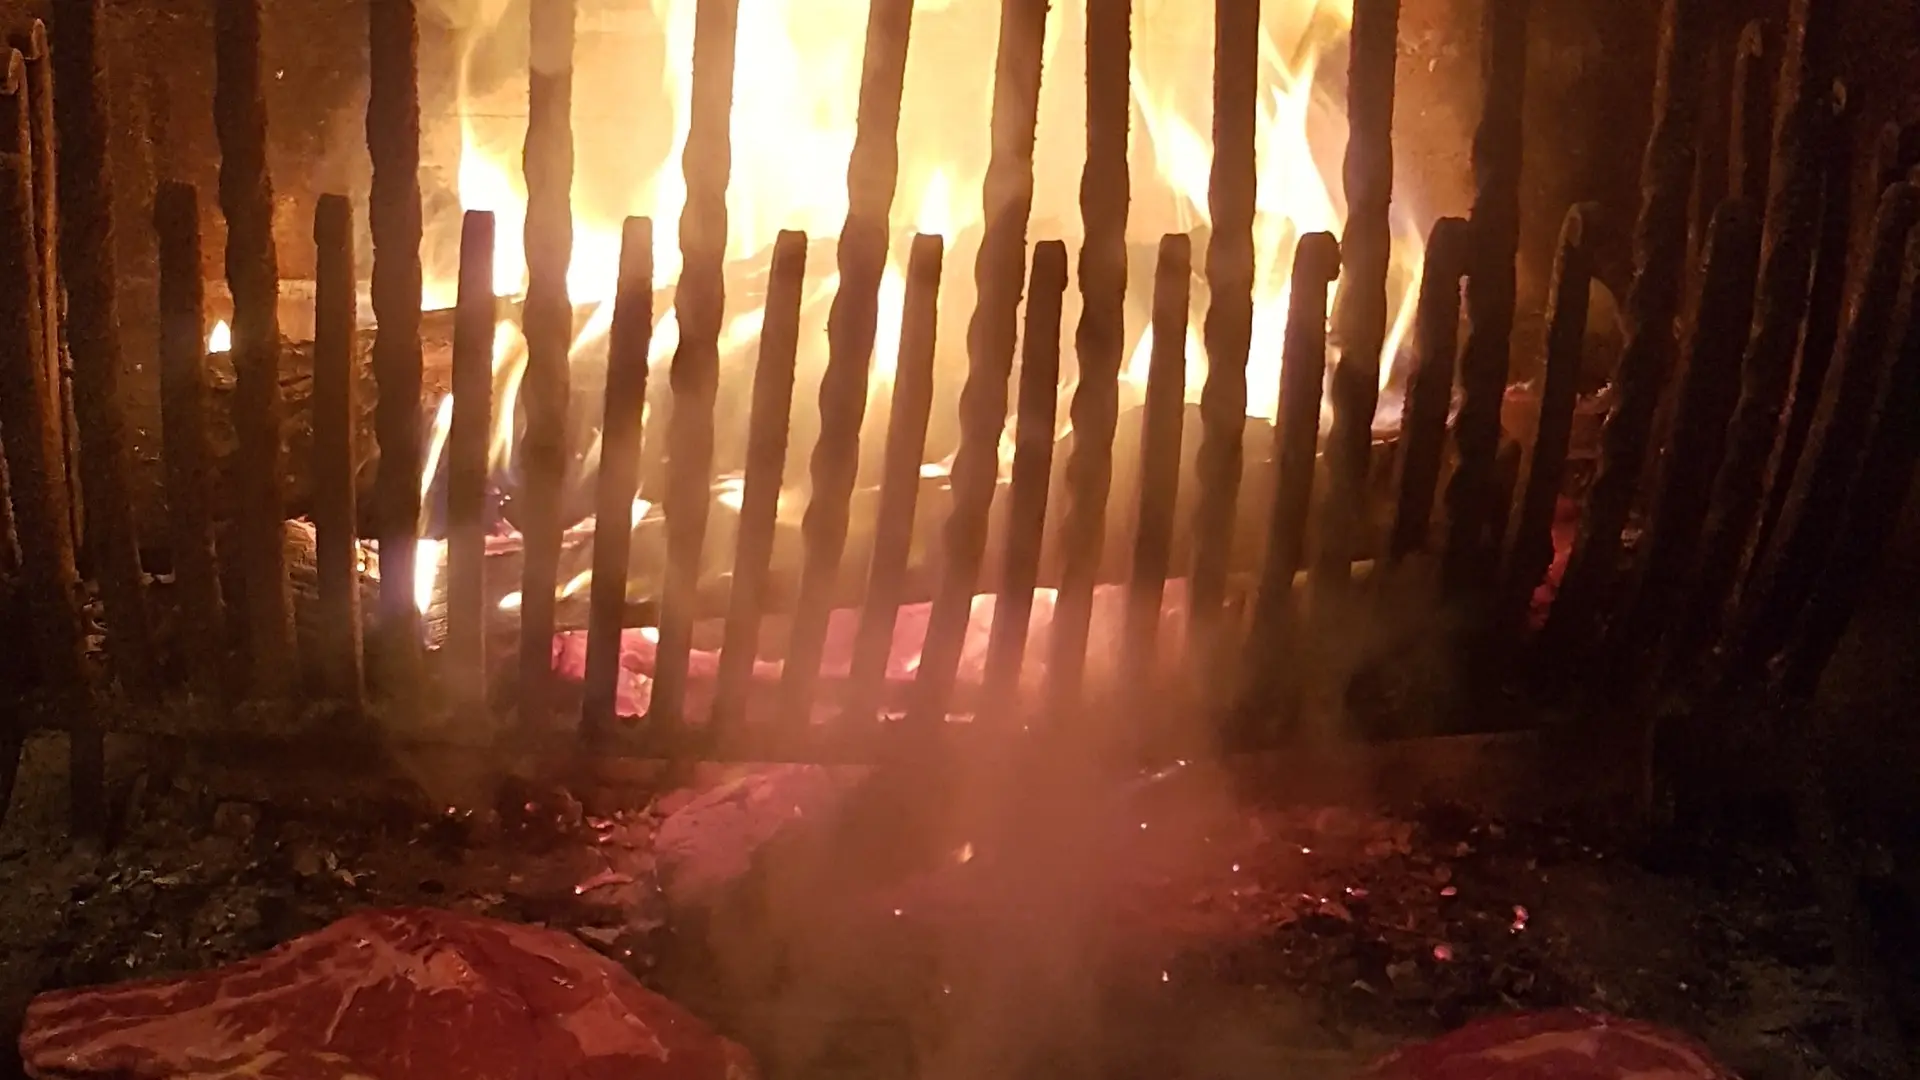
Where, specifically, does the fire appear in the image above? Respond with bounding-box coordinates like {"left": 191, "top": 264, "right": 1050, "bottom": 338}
{"left": 207, "top": 319, "right": 232, "bottom": 354}
{"left": 404, "top": 0, "right": 1426, "bottom": 627}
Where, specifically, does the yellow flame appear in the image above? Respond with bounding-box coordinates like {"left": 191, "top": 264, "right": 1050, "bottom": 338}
{"left": 207, "top": 319, "right": 232, "bottom": 354}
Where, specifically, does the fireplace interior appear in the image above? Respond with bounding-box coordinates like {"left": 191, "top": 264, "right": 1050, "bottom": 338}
{"left": 4, "top": 0, "right": 1920, "bottom": 1077}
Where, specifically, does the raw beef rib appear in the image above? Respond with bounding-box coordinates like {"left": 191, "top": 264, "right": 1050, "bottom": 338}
{"left": 1358, "top": 1009, "right": 1741, "bottom": 1079}
{"left": 18, "top": 907, "right": 756, "bottom": 1080}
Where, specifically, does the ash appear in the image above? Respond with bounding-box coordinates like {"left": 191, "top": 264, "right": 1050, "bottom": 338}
{"left": 0, "top": 733, "right": 1869, "bottom": 1080}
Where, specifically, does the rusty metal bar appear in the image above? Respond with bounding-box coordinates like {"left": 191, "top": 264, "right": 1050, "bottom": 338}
{"left": 214, "top": 0, "right": 290, "bottom": 700}
{"left": 1726, "top": 182, "right": 1920, "bottom": 690}
{"left": 712, "top": 229, "right": 805, "bottom": 739}
{"left": 1678, "top": 0, "right": 1840, "bottom": 668}
{"left": 842, "top": 234, "right": 944, "bottom": 724}
{"left": 1049, "top": 0, "right": 1131, "bottom": 715}
{"left": 653, "top": 0, "right": 740, "bottom": 728}
{"left": 11, "top": 22, "right": 69, "bottom": 557}
{"left": 1728, "top": 21, "right": 1772, "bottom": 206}
{"left": 1120, "top": 234, "right": 1191, "bottom": 695}
{"left": 1752, "top": 106, "right": 1878, "bottom": 569}
{"left": 1775, "top": 242, "right": 1920, "bottom": 703}
{"left": 446, "top": 211, "right": 496, "bottom": 720}
{"left": 1543, "top": 0, "right": 1707, "bottom": 657}
{"left": 582, "top": 217, "right": 657, "bottom": 740}
{"left": 1440, "top": 0, "right": 1528, "bottom": 595}
{"left": 53, "top": 0, "right": 157, "bottom": 705}
{"left": 517, "top": 0, "right": 578, "bottom": 726}
{"left": 0, "top": 50, "right": 91, "bottom": 828}
{"left": 369, "top": 0, "right": 426, "bottom": 698}
{"left": 1611, "top": 199, "right": 1762, "bottom": 679}
{"left": 1500, "top": 204, "right": 1597, "bottom": 624}
{"left": 1190, "top": 0, "right": 1259, "bottom": 646}
{"left": 1387, "top": 216, "right": 1468, "bottom": 560}
{"left": 312, "top": 194, "right": 363, "bottom": 708}
{"left": 1322, "top": 0, "right": 1400, "bottom": 591}
{"left": 782, "top": 0, "right": 915, "bottom": 728}
{"left": 1240, "top": 232, "right": 1340, "bottom": 730}
{"left": 981, "top": 239, "right": 1066, "bottom": 711}
{"left": 908, "top": 0, "right": 1049, "bottom": 728}
{"left": 154, "top": 183, "right": 226, "bottom": 703}
{"left": 366, "top": 0, "right": 424, "bottom": 691}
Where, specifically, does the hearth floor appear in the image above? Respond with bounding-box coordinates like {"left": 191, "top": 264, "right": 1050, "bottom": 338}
{"left": 0, "top": 731, "right": 1867, "bottom": 1080}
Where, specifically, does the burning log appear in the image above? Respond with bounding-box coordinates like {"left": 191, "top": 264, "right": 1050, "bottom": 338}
{"left": 0, "top": 49, "right": 89, "bottom": 821}
{"left": 842, "top": 235, "right": 944, "bottom": 725}
{"left": 1728, "top": 21, "right": 1773, "bottom": 206}
{"left": 652, "top": 0, "right": 739, "bottom": 728}
{"left": 1500, "top": 204, "right": 1597, "bottom": 626}
{"left": 215, "top": 0, "right": 291, "bottom": 699}
{"left": 1441, "top": 0, "right": 1528, "bottom": 596}
{"left": 1049, "top": 0, "right": 1131, "bottom": 714}
{"left": 784, "top": 0, "right": 917, "bottom": 728}
{"left": 714, "top": 230, "right": 805, "bottom": 740}
{"left": 1725, "top": 181, "right": 1920, "bottom": 690}
{"left": 1608, "top": 199, "right": 1761, "bottom": 681}
{"left": 1676, "top": 0, "right": 1841, "bottom": 669}
{"left": 1322, "top": 0, "right": 1399, "bottom": 593}
{"left": 1191, "top": 0, "right": 1260, "bottom": 646}
{"left": 445, "top": 211, "right": 496, "bottom": 719}
{"left": 982, "top": 240, "right": 1067, "bottom": 711}
{"left": 582, "top": 218, "right": 657, "bottom": 741}
{"left": 10, "top": 22, "right": 71, "bottom": 555}
{"left": 1387, "top": 217, "right": 1468, "bottom": 560}
{"left": 1122, "top": 234, "right": 1190, "bottom": 716}
{"left": 154, "top": 183, "right": 227, "bottom": 704}
{"left": 909, "top": 0, "right": 1049, "bottom": 728}
{"left": 368, "top": 0, "right": 427, "bottom": 696}
{"left": 1543, "top": 0, "right": 1707, "bottom": 661}
{"left": 312, "top": 195, "right": 363, "bottom": 708}
{"left": 1240, "top": 232, "right": 1339, "bottom": 734}
{"left": 52, "top": 0, "right": 158, "bottom": 704}
{"left": 517, "top": 0, "right": 579, "bottom": 725}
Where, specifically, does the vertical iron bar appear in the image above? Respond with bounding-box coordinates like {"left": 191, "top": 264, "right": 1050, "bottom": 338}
{"left": 1387, "top": 216, "right": 1468, "bottom": 559}
{"left": 981, "top": 239, "right": 1066, "bottom": 711}
{"left": 12, "top": 22, "right": 69, "bottom": 556}
{"left": 517, "top": 0, "right": 577, "bottom": 726}
{"left": 1240, "top": 233, "right": 1341, "bottom": 734}
{"left": 154, "top": 182, "right": 226, "bottom": 703}
{"left": 1191, "top": 0, "right": 1259, "bottom": 646}
{"left": 842, "top": 234, "right": 944, "bottom": 724}
{"left": 369, "top": 0, "right": 426, "bottom": 698}
{"left": 1049, "top": 0, "right": 1131, "bottom": 714}
{"left": 312, "top": 194, "right": 363, "bottom": 708}
{"left": 214, "top": 0, "right": 289, "bottom": 700}
{"left": 1120, "top": 235, "right": 1191, "bottom": 699}
{"left": 54, "top": 0, "right": 157, "bottom": 704}
{"left": 1440, "top": 0, "right": 1529, "bottom": 595}
{"left": 1499, "top": 204, "right": 1597, "bottom": 623}
{"left": 712, "top": 230, "right": 805, "bottom": 740}
{"left": 909, "top": 0, "right": 1049, "bottom": 727}
{"left": 652, "top": 0, "right": 740, "bottom": 726}
{"left": 0, "top": 51, "right": 90, "bottom": 827}
{"left": 1543, "top": 0, "right": 1707, "bottom": 657}
{"left": 1612, "top": 199, "right": 1762, "bottom": 678}
{"left": 582, "top": 218, "right": 657, "bottom": 740}
{"left": 446, "top": 211, "right": 496, "bottom": 720}
{"left": 1727, "top": 183, "right": 1920, "bottom": 688}
{"left": 1678, "top": 0, "right": 1840, "bottom": 668}
{"left": 1728, "top": 21, "right": 1773, "bottom": 206}
{"left": 1322, "top": 0, "right": 1400, "bottom": 588}
{"left": 782, "top": 0, "right": 916, "bottom": 728}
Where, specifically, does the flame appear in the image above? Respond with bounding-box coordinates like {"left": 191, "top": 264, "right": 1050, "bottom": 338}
{"left": 411, "top": 0, "right": 1425, "bottom": 642}
{"left": 207, "top": 319, "right": 232, "bottom": 354}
